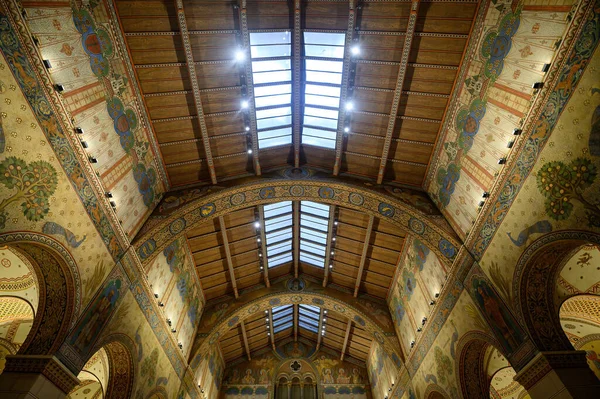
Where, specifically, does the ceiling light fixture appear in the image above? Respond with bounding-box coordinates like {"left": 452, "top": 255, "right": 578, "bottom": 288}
{"left": 351, "top": 46, "right": 360, "bottom": 55}
{"left": 247, "top": 149, "right": 253, "bottom": 154}
{"left": 254, "top": 221, "right": 260, "bottom": 228}
{"left": 235, "top": 50, "right": 246, "bottom": 62}
{"left": 344, "top": 127, "right": 350, "bottom": 133}
{"left": 344, "top": 102, "right": 354, "bottom": 111}
{"left": 241, "top": 100, "right": 249, "bottom": 109}
{"left": 245, "top": 126, "right": 250, "bottom": 132}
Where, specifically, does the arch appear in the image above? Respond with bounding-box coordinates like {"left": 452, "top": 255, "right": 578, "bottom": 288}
{"left": 146, "top": 386, "right": 168, "bottom": 399}
{"left": 423, "top": 384, "right": 450, "bottom": 399}
{"left": 0, "top": 233, "right": 81, "bottom": 356}
{"left": 133, "top": 178, "right": 460, "bottom": 268}
{"left": 455, "top": 331, "right": 505, "bottom": 399}
{"left": 512, "top": 230, "right": 600, "bottom": 352}
{"left": 91, "top": 334, "right": 136, "bottom": 399}
{"left": 191, "top": 292, "right": 403, "bottom": 376}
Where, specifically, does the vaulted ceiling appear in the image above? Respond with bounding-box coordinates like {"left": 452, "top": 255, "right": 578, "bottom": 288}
{"left": 111, "top": 0, "right": 478, "bottom": 365}
{"left": 114, "top": 0, "right": 478, "bottom": 188}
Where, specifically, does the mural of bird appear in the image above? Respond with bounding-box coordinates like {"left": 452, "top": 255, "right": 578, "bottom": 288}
{"left": 507, "top": 220, "right": 552, "bottom": 247}
{"left": 42, "top": 222, "right": 87, "bottom": 248}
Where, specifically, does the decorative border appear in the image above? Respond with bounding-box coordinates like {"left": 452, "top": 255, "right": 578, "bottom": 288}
{"left": 467, "top": 0, "right": 599, "bottom": 259}
{"left": 2, "top": 355, "right": 79, "bottom": 394}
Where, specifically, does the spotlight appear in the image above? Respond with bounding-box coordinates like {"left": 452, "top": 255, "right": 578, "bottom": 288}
{"left": 329, "top": 264, "right": 333, "bottom": 269}
{"left": 351, "top": 46, "right": 360, "bottom": 55}
{"left": 89, "top": 156, "right": 98, "bottom": 164}
{"left": 332, "top": 237, "right": 336, "bottom": 241}
{"left": 434, "top": 292, "right": 439, "bottom": 298}
{"left": 43, "top": 59, "right": 52, "bottom": 69}
{"left": 323, "top": 318, "right": 327, "bottom": 322}
{"left": 532, "top": 82, "right": 544, "bottom": 89}
{"left": 430, "top": 300, "right": 435, "bottom": 305}
{"left": 159, "top": 301, "right": 164, "bottom": 307}
{"left": 154, "top": 293, "right": 159, "bottom": 298}
{"left": 334, "top": 220, "right": 338, "bottom": 226}
{"left": 513, "top": 128, "right": 522, "bottom": 136}
{"left": 245, "top": 126, "right": 250, "bottom": 132}
{"left": 167, "top": 318, "right": 172, "bottom": 326}
{"left": 81, "top": 141, "right": 89, "bottom": 149}
{"left": 344, "top": 102, "right": 354, "bottom": 111}
{"left": 498, "top": 157, "right": 507, "bottom": 165}
{"left": 417, "top": 327, "right": 422, "bottom": 332}
{"left": 55, "top": 84, "right": 65, "bottom": 92}
{"left": 241, "top": 100, "right": 249, "bottom": 109}
{"left": 482, "top": 192, "right": 490, "bottom": 198}
{"left": 541, "top": 63, "right": 551, "bottom": 73}
{"left": 410, "top": 340, "right": 415, "bottom": 348}
{"left": 75, "top": 127, "right": 84, "bottom": 134}
{"left": 105, "top": 192, "right": 113, "bottom": 198}
{"left": 235, "top": 50, "right": 246, "bottom": 62}
{"left": 171, "top": 328, "right": 177, "bottom": 333}
{"left": 422, "top": 317, "right": 427, "bottom": 325}
{"left": 507, "top": 140, "right": 515, "bottom": 149}
{"left": 330, "top": 251, "right": 334, "bottom": 256}
{"left": 265, "top": 310, "right": 269, "bottom": 314}
{"left": 254, "top": 221, "right": 260, "bottom": 228}
{"left": 110, "top": 200, "right": 117, "bottom": 208}
{"left": 344, "top": 127, "right": 350, "bottom": 133}
{"left": 324, "top": 310, "right": 327, "bottom": 314}
{"left": 478, "top": 201, "right": 485, "bottom": 207}
{"left": 247, "top": 148, "right": 253, "bottom": 154}
{"left": 178, "top": 342, "right": 183, "bottom": 349}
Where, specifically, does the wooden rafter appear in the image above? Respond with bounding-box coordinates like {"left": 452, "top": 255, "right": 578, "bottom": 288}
{"left": 293, "top": 201, "right": 300, "bottom": 278}
{"left": 237, "top": 0, "right": 261, "bottom": 175}
{"left": 293, "top": 304, "right": 299, "bottom": 341}
{"left": 376, "top": 0, "right": 421, "bottom": 184}
{"left": 322, "top": 206, "right": 337, "bottom": 287}
{"left": 258, "top": 205, "right": 270, "bottom": 288}
{"left": 173, "top": 0, "right": 217, "bottom": 184}
{"left": 354, "top": 215, "right": 374, "bottom": 297}
{"left": 316, "top": 308, "right": 325, "bottom": 350}
{"left": 292, "top": 0, "right": 302, "bottom": 167}
{"left": 333, "top": 1, "right": 357, "bottom": 176}
{"left": 268, "top": 308, "right": 276, "bottom": 350}
{"left": 240, "top": 320, "right": 252, "bottom": 361}
{"left": 218, "top": 216, "right": 239, "bottom": 298}
{"left": 340, "top": 320, "right": 352, "bottom": 361}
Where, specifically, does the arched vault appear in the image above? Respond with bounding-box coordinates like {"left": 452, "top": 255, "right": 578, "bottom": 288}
{"left": 134, "top": 175, "right": 460, "bottom": 267}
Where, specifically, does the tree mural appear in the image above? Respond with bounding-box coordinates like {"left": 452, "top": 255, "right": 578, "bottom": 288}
{"left": 536, "top": 157, "right": 599, "bottom": 226}
{"left": 0, "top": 157, "right": 57, "bottom": 229}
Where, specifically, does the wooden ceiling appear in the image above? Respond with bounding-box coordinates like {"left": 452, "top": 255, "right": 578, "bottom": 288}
{"left": 186, "top": 203, "right": 404, "bottom": 302}
{"left": 114, "top": 0, "right": 479, "bottom": 188}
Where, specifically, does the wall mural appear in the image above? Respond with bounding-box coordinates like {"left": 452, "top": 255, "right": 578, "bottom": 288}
{"left": 367, "top": 340, "right": 397, "bottom": 399}
{"left": 145, "top": 236, "right": 203, "bottom": 355}
{"left": 478, "top": 32, "right": 600, "bottom": 307}
{"left": 22, "top": 0, "right": 166, "bottom": 237}
{"left": 426, "top": 0, "right": 578, "bottom": 239}
{"left": 557, "top": 245, "right": 600, "bottom": 300}
{"left": 388, "top": 236, "right": 448, "bottom": 354}
{"left": 195, "top": 343, "right": 225, "bottom": 399}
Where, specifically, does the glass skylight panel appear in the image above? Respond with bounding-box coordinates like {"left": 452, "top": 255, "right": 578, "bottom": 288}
{"left": 262, "top": 201, "right": 293, "bottom": 269}
{"left": 302, "top": 32, "right": 347, "bottom": 150}
{"left": 299, "top": 201, "right": 331, "bottom": 268}
{"left": 299, "top": 304, "right": 321, "bottom": 333}
{"left": 249, "top": 32, "right": 293, "bottom": 149}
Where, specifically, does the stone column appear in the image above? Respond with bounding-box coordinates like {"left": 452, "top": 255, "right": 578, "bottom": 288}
{"left": 300, "top": 383, "right": 304, "bottom": 399}
{"left": 287, "top": 382, "right": 291, "bottom": 399}
{"left": 514, "top": 350, "right": 600, "bottom": 398}
{"left": 0, "top": 355, "right": 79, "bottom": 399}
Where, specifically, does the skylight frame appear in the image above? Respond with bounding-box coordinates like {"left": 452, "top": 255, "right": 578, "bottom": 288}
{"left": 298, "top": 304, "right": 321, "bottom": 333}
{"left": 301, "top": 32, "right": 348, "bottom": 150}
{"left": 262, "top": 201, "right": 293, "bottom": 269}
{"left": 249, "top": 31, "right": 294, "bottom": 149}
{"left": 299, "top": 201, "right": 331, "bottom": 268}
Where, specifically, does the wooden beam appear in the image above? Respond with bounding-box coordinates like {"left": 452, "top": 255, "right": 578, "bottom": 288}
{"left": 237, "top": 1, "right": 261, "bottom": 175}
{"left": 354, "top": 215, "right": 374, "bottom": 297}
{"left": 376, "top": 0, "right": 420, "bottom": 184}
{"left": 293, "top": 304, "right": 299, "bottom": 342}
{"left": 322, "top": 206, "right": 337, "bottom": 287}
{"left": 240, "top": 320, "right": 252, "bottom": 361}
{"left": 268, "top": 308, "right": 276, "bottom": 350}
{"left": 218, "top": 216, "right": 239, "bottom": 298}
{"left": 333, "top": 2, "right": 357, "bottom": 176}
{"left": 316, "top": 308, "right": 325, "bottom": 350}
{"left": 340, "top": 320, "right": 352, "bottom": 361}
{"left": 292, "top": 0, "right": 302, "bottom": 167}
{"left": 258, "top": 205, "right": 270, "bottom": 288}
{"left": 173, "top": 0, "right": 217, "bottom": 184}
{"left": 293, "top": 201, "right": 300, "bottom": 278}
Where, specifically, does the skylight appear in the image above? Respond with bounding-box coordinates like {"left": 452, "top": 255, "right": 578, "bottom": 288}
{"left": 263, "top": 201, "right": 293, "bottom": 268}
{"left": 272, "top": 305, "right": 294, "bottom": 334}
{"left": 302, "top": 32, "right": 347, "bottom": 149}
{"left": 299, "top": 201, "right": 331, "bottom": 268}
{"left": 299, "top": 304, "right": 321, "bottom": 333}
{"left": 249, "top": 32, "right": 293, "bottom": 149}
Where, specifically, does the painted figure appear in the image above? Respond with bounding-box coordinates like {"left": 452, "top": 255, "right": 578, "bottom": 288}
{"left": 242, "top": 369, "right": 255, "bottom": 384}
{"left": 352, "top": 368, "right": 362, "bottom": 384}
{"left": 323, "top": 368, "right": 334, "bottom": 384}
{"left": 336, "top": 368, "right": 350, "bottom": 384}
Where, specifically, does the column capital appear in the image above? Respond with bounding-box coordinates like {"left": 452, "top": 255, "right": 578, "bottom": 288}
{"left": 514, "top": 350, "right": 589, "bottom": 389}
{"left": 3, "top": 355, "right": 80, "bottom": 394}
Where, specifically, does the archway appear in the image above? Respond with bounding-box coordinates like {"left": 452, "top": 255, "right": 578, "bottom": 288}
{"left": 191, "top": 291, "right": 403, "bottom": 379}
{"left": 513, "top": 231, "right": 600, "bottom": 352}
{"left": 423, "top": 384, "right": 450, "bottom": 399}
{"left": 0, "top": 233, "right": 80, "bottom": 358}
{"left": 133, "top": 178, "right": 460, "bottom": 269}
{"left": 456, "top": 332, "right": 527, "bottom": 399}
{"left": 67, "top": 347, "right": 110, "bottom": 398}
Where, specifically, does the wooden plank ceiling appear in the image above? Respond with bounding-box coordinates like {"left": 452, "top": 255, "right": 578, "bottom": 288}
{"left": 114, "top": 0, "right": 479, "bottom": 188}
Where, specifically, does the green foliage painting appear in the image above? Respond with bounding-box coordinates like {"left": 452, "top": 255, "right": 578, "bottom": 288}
{"left": 537, "top": 157, "right": 600, "bottom": 227}
{"left": 0, "top": 157, "right": 57, "bottom": 229}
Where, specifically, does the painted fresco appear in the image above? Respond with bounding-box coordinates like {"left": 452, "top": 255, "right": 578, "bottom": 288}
{"left": 557, "top": 245, "right": 600, "bottom": 301}
{"left": 478, "top": 44, "right": 600, "bottom": 305}
{"left": 409, "top": 292, "right": 490, "bottom": 398}
{"left": 0, "top": 246, "right": 38, "bottom": 312}
{"left": 0, "top": 47, "right": 114, "bottom": 308}
{"left": 426, "top": 0, "right": 578, "bottom": 238}
{"left": 195, "top": 343, "right": 225, "bottom": 399}
{"left": 101, "top": 290, "right": 182, "bottom": 399}
{"left": 367, "top": 340, "right": 397, "bottom": 399}
{"left": 145, "top": 236, "right": 204, "bottom": 354}
{"left": 68, "top": 347, "right": 109, "bottom": 399}
{"left": 23, "top": 1, "right": 166, "bottom": 237}
{"left": 223, "top": 351, "right": 278, "bottom": 393}
{"left": 388, "top": 237, "right": 448, "bottom": 354}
